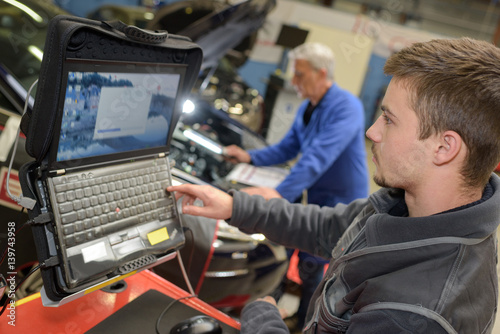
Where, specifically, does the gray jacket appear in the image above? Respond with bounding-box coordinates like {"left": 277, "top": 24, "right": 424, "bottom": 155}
{"left": 231, "top": 174, "right": 500, "bottom": 333}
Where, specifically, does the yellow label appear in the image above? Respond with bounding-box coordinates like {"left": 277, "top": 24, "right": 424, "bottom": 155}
{"left": 147, "top": 227, "right": 170, "bottom": 246}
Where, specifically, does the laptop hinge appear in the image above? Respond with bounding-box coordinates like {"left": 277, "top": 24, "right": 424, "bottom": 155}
{"left": 55, "top": 169, "right": 65, "bottom": 175}
{"left": 48, "top": 169, "right": 66, "bottom": 177}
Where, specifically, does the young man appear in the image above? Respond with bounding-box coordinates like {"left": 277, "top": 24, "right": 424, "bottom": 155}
{"left": 224, "top": 42, "right": 369, "bottom": 331}
{"left": 167, "top": 37, "right": 500, "bottom": 333}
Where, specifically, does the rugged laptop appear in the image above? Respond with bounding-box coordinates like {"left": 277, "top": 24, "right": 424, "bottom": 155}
{"left": 18, "top": 15, "right": 202, "bottom": 305}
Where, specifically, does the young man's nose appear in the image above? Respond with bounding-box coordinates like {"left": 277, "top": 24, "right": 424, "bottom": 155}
{"left": 366, "top": 115, "right": 383, "bottom": 142}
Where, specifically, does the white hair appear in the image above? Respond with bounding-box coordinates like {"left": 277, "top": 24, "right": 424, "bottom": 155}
{"left": 288, "top": 42, "right": 335, "bottom": 80}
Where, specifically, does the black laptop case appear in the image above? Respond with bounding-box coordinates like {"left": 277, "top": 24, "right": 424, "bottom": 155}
{"left": 18, "top": 15, "right": 203, "bottom": 304}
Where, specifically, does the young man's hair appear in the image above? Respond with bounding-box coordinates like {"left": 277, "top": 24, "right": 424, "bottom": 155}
{"left": 384, "top": 37, "right": 500, "bottom": 188}
{"left": 288, "top": 42, "right": 335, "bottom": 80}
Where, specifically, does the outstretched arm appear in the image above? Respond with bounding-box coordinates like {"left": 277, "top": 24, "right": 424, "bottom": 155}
{"left": 166, "top": 184, "right": 233, "bottom": 220}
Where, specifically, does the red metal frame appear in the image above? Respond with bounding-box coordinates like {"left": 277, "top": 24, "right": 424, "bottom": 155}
{"left": 0, "top": 269, "right": 240, "bottom": 332}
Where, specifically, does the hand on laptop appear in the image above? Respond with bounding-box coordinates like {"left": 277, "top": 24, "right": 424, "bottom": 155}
{"left": 167, "top": 184, "right": 233, "bottom": 220}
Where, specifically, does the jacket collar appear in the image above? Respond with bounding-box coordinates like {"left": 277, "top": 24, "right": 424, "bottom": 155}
{"left": 365, "top": 174, "right": 500, "bottom": 246}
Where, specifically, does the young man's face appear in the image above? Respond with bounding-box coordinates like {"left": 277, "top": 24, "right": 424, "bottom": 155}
{"left": 366, "top": 79, "right": 434, "bottom": 190}
{"left": 291, "top": 59, "right": 323, "bottom": 100}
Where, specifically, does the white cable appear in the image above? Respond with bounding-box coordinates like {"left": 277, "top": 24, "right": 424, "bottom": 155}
{"left": 6, "top": 79, "right": 38, "bottom": 210}
{"left": 176, "top": 249, "right": 196, "bottom": 296}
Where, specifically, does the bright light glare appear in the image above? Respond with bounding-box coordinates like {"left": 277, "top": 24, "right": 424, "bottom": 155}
{"left": 4, "top": 0, "right": 43, "bottom": 22}
{"left": 251, "top": 234, "right": 266, "bottom": 241}
{"left": 144, "top": 12, "right": 154, "bottom": 20}
{"left": 28, "top": 45, "right": 43, "bottom": 61}
{"left": 183, "top": 99, "right": 195, "bottom": 114}
{"left": 183, "top": 128, "right": 222, "bottom": 154}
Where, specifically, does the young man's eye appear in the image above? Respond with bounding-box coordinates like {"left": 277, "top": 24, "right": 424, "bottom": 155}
{"left": 382, "top": 114, "right": 392, "bottom": 124}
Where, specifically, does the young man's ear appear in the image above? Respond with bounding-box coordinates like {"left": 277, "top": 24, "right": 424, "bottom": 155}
{"left": 434, "top": 131, "right": 462, "bottom": 166}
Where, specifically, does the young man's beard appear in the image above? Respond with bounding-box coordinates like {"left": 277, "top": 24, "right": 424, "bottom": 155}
{"left": 373, "top": 173, "right": 390, "bottom": 188}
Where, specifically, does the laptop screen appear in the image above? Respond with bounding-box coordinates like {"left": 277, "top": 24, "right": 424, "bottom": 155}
{"left": 51, "top": 59, "right": 187, "bottom": 169}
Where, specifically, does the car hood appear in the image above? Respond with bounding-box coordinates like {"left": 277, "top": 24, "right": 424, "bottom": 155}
{"left": 147, "top": 0, "right": 276, "bottom": 70}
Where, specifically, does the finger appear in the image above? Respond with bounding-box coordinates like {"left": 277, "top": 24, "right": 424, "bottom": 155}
{"left": 182, "top": 204, "right": 224, "bottom": 219}
{"left": 172, "top": 191, "right": 184, "bottom": 201}
{"left": 180, "top": 194, "right": 195, "bottom": 208}
{"left": 167, "top": 184, "right": 192, "bottom": 194}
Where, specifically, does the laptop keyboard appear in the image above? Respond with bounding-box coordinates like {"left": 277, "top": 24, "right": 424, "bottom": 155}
{"left": 50, "top": 158, "right": 177, "bottom": 248}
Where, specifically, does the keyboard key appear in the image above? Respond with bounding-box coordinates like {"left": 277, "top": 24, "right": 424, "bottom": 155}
{"left": 55, "top": 183, "right": 67, "bottom": 192}
{"left": 63, "top": 224, "right": 74, "bottom": 235}
{"left": 92, "top": 217, "right": 101, "bottom": 227}
{"left": 93, "top": 227, "right": 103, "bottom": 238}
{"left": 84, "top": 187, "right": 93, "bottom": 197}
{"left": 94, "top": 206, "right": 103, "bottom": 216}
{"left": 100, "top": 184, "right": 108, "bottom": 193}
{"left": 92, "top": 185, "right": 101, "bottom": 195}
{"left": 74, "top": 232, "right": 86, "bottom": 245}
{"left": 123, "top": 208, "right": 130, "bottom": 218}
{"left": 65, "top": 235, "right": 75, "bottom": 247}
{"left": 77, "top": 210, "right": 86, "bottom": 220}
{"left": 75, "top": 188, "right": 84, "bottom": 199}
{"left": 156, "top": 171, "right": 168, "bottom": 180}
{"left": 138, "top": 195, "right": 146, "bottom": 204}
{"left": 82, "top": 198, "right": 91, "bottom": 208}
{"left": 59, "top": 202, "right": 73, "bottom": 214}
{"left": 85, "top": 207, "right": 94, "bottom": 218}
{"left": 99, "top": 215, "right": 108, "bottom": 225}
{"left": 61, "top": 212, "right": 78, "bottom": 224}
{"left": 108, "top": 213, "right": 116, "bottom": 223}
{"left": 90, "top": 196, "right": 99, "bottom": 206}
{"left": 94, "top": 194, "right": 104, "bottom": 205}
{"left": 83, "top": 219, "right": 92, "bottom": 230}
{"left": 66, "top": 190, "right": 76, "bottom": 201}
{"left": 102, "top": 216, "right": 140, "bottom": 235}
{"left": 56, "top": 193, "right": 66, "bottom": 203}
{"left": 52, "top": 177, "right": 64, "bottom": 185}
{"left": 102, "top": 203, "right": 110, "bottom": 213}
{"left": 75, "top": 221, "right": 84, "bottom": 232}
{"left": 73, "top": 200, "right": 83, "bottom": 211}
{"left": 85, "top": 231, "right": 94, "bottom": 241}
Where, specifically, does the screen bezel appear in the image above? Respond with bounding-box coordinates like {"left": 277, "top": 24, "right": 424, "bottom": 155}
{"left": 47, "top": 59, "right": 187, "bottom": 172}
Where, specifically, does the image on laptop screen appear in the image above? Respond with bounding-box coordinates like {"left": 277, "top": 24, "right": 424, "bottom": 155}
{"left": 56, "top": 61, "right": 184, "bottom": 162}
